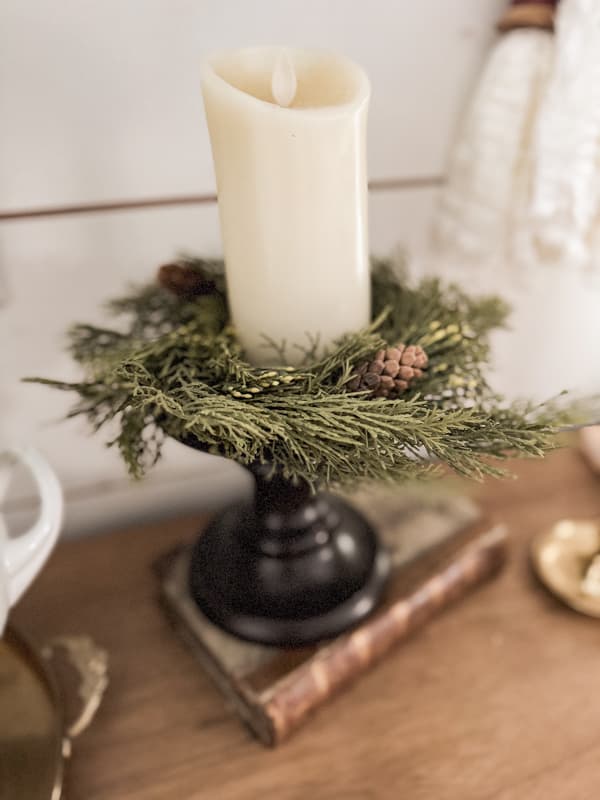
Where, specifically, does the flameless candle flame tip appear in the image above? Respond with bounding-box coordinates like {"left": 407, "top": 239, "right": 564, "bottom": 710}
{"left": 271, "top": 49, "right": 297, "bottom": 108}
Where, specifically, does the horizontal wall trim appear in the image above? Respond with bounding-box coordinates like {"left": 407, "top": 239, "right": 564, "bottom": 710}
{"left": 0, "top": 175, "right": 443, "bottom": 222}
{"left": 3, "top": 462, "right": 239, "bottom": 513}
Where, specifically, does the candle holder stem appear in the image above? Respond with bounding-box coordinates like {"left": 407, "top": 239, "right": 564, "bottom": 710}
{"left": 188, "top": 464, "right": 391, "bottom": 647}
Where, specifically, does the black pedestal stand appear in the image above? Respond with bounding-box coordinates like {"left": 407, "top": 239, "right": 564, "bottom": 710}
{"left": 188, "top": 464, "right": 391, "bottom": 647}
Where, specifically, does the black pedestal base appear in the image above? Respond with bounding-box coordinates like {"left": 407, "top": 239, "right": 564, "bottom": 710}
{"left": 189, "top": 477, "right": 391, "bottom": 647}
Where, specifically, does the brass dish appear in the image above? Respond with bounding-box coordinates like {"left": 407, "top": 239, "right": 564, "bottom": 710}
{"left": 0, "top": 627, "right": 107, "bottom": 800}
{"left": 531, "top": 519, "right": 600, "bottom": 618}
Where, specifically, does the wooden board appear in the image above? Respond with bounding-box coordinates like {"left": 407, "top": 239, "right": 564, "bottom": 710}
{"left": 12, "top": 449, "right": 600, "bottom": 800}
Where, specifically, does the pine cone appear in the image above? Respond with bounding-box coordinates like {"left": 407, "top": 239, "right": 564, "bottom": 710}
{"left": 346, "top": 344, "right": 428, "bottom": 398}
{"left": 157, "top": 262, "right": 217, "bottom": 298}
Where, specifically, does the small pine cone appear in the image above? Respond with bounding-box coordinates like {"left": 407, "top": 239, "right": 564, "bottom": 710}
{"left": 346, "top": 343, "right": 428, "bottom": 398}
{"left": 157, "top": 262, "right": 216, "bottom": 298}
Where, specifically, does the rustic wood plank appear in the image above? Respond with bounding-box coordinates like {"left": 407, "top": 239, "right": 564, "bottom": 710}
{"left": 12, "top": 449, "right": 600, "bottom": 800}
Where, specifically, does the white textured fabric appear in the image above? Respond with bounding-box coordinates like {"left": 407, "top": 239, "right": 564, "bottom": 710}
{"left": 432, "top": 29, "right": 554, "bottom": 270}
{"left": 528, "top": 0, "right": 600, "bottom": 269}
{"left": 428, "top": 20, "right": 600, "bottom": 403}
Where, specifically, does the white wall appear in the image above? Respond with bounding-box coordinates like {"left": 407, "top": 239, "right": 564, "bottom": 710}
{"left": 0, "top": 0, "right": 505, "bottom": 536}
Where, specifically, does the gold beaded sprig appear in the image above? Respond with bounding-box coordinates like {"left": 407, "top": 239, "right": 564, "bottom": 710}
{"left": 225, "top": 367, "right": 302, "bottom": 399}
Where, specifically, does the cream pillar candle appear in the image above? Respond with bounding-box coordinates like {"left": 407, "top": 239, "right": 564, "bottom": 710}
{"left": 202, "top": 47, "right": 371, "bottom": 366}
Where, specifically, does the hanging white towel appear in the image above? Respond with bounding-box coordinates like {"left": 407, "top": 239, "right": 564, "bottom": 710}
{"left": 528, "top": 0, "right": 600, "bottom": 269}
{"left": 433, "top": 27, "right": 554, "bottom": 273}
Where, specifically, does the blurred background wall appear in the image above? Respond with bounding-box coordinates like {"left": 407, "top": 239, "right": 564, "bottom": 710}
{"left": 0, "top": 0, "right": 506, "bottom": 535}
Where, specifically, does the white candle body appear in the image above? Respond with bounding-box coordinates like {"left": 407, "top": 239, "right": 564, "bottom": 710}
{"left": 202, "top": 47, "right": 371, "bottom": 365}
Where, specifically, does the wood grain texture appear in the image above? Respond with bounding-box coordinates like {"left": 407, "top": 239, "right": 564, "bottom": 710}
{"left": 12, "top": 448, "right": 600, "bottom": 800}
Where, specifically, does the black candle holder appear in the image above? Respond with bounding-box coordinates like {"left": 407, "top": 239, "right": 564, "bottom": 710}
{"left": 187, "top": 460, "right": 391, "bottom": 648}
{"left": 29, "top": 259, "right": 563, "bottom": 648}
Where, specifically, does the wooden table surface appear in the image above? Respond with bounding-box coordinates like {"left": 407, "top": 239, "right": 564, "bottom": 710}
{"left": 13, "top": 449, "right": 600, "bottom": 800}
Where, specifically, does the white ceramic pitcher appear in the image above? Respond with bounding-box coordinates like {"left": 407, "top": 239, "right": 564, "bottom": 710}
{"left": 0, "top": 446, "right": 63, "bottom": 634}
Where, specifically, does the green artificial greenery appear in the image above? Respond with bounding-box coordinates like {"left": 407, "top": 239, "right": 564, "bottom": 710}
{"left": 27, "top": 257, "right": 569, "bottom": 486}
